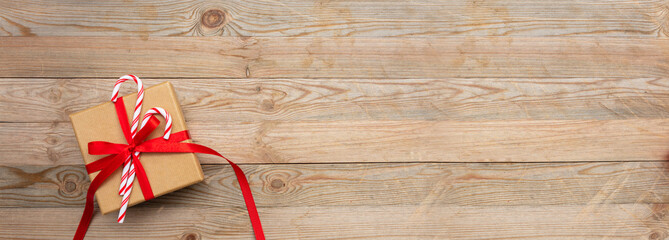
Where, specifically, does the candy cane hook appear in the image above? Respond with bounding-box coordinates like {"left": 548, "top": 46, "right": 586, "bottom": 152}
{"left": 140, "top": 107, "right": 173, "bottom": 140}
{"left": 111, "top": 75, "right": 144, "bottom": 138}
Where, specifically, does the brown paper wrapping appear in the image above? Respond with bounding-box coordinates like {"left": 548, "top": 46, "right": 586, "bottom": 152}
{"left": 69, "top": 82, "right": 204, "bottom": 215}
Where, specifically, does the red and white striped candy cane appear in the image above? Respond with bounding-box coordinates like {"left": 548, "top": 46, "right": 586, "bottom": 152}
{"left": 117, "top": 107, "right": 172, "bottom": 223}
{"left": 110, "top": 75, "right": 144, "bottom": 223}
{"left": 112, "top": 75, "right": 143, "bottom": 196}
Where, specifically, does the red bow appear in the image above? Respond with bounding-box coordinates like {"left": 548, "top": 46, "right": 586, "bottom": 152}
{"left": 74, "top": 98, "right": 265, "bottom": 240}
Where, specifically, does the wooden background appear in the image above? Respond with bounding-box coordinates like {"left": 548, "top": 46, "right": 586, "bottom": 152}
{"left": 2, "top": 0, "right": 669, "bottom": 239}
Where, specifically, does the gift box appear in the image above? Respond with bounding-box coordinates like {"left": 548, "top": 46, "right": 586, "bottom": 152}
{"left": 69, "top": 81, "right": 204, "bottom": 215}
{"left": 71, "top": 76, "right": 264, "bottom": 240}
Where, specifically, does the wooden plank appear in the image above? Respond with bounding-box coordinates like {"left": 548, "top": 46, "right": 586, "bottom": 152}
{"left": 2, "top": 37, "right": 669, "bottom": 78}
{"left": 3, "top": 119, "right": 669, "bottom": 165}
{"left": 2, "top": 162, "right": 669, "bottom": 208}
{"left": 4, "top": 78, "right": 669, "bottom": 123}
{"left": 1, "top": 204, "right": 665, "bottom": 239}
{"left": 0, "top": 0, "right": 663, "bottom": 37}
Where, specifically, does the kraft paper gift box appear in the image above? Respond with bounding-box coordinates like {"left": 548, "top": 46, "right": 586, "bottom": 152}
{"left": 69, "top": 82, "right": 204, "bottom": 214}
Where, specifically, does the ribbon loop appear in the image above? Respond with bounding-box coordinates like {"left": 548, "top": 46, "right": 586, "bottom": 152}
{"left": 88, "top": 142, "right": 131, "bottom": 155}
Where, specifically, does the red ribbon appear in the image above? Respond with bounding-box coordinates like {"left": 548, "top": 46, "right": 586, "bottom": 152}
{"left": 74, "top": 98, "right": 265, "bottom": 240}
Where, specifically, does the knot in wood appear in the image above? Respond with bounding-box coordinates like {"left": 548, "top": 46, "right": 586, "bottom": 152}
{"left": 60, "top": 179, "right": 78, "bottom": 195}
{"left": 201, "top": 9, "right": 225, "bottom": 28}
{"left": 64, "top": 180, "right": 77, "bottom": 192}
{"left": 263, "top": 170, "right": 298, "bottom": 194}
{"left": 181, "top": 232, "right": 201, "bottom": 240}
{"left": 48, "top": 86, "right": 62, "bottom": 103}
{"left": 270, "top": 179, "right": 285, "bottom": 189}
{"left": 648, "top": 231, "right": 665, "bottom": 240}
{"left": 261, "top": 99, "right": 275, "bottom": 111}
{"left": 45, "top": 135, "right": 59, "bottom": 145}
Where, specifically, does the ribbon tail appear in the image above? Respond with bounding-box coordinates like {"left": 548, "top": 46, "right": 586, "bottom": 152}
{"left": 74, "top": 153, "right": 127, "bottom": 240}
{"left": 188, "top": 144, "right": 265, "bottom": 240}
{"left": 227, "top": 158, "right": 265, "bottom": 240}
{"left": 136, "top": 142, "right": 265, "bottom": 240}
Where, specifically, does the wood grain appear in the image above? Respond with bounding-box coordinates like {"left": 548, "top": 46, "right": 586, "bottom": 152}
{"left": 0, "top": 0, "right": 667, "bottom": 37}
{"left": 4, "top": 78, "right": 669, "bottom": 123}
{"left": 2, "top": 37, "right": 669, "bottom": 78}
{"left": 2, "top": 204, "right": 667, "bottom": 239}
{"left": 3, "top": 119, "right": 669, "bottom": 165}
{"left": 3, "top": 1, "right": 669, "bottom": 239}
{"left": 2, "top": 162, "right": 669, "bottom": 208}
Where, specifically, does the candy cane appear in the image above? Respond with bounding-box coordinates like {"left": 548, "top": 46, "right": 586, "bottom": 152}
{"left": 110, "top": 75, "right": 144, "bottom": 223}
{"left": 118, "top": 107, "right": 172, "bottom": 223}
{"left": 111, "top": 75, "right": 144, "bottom": 197}
{"left": 140, "top": 107, "right": 173, "bottom": 139}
